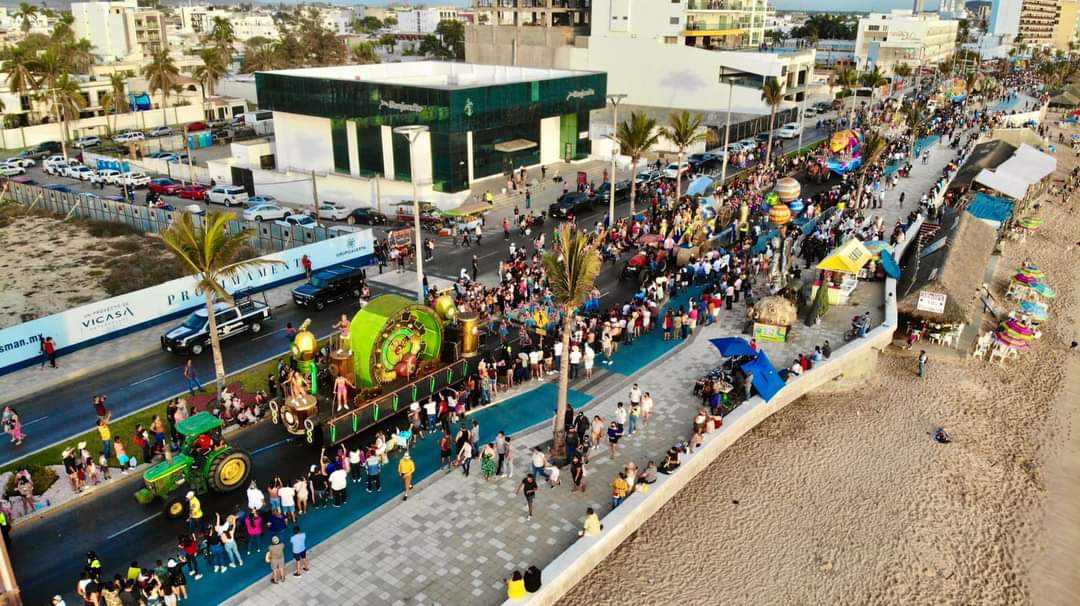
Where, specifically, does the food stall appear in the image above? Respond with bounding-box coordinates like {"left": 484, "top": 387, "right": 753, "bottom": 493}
{"left": 811, "top": 238, "right": 872, "bottom": 305}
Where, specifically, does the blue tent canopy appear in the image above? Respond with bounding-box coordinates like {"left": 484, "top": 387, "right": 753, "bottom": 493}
{"left": 708, "top": 337, "right": 785, "bottom": 401}
{"left": 880, "top": 250, "right": 901, "bottom": 279}
{"left": 966, "top": 192, "right": 1015, "bottom": 228}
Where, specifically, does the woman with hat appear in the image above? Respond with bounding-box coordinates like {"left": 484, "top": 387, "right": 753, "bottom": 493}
{"left": 266, "top": 535, "right": 286, "bottom": 584}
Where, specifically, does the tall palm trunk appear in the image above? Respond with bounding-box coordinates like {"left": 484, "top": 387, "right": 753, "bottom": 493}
{"left": 855, "top": 171, "right": 868, "bottom": 209}
{"left": 628, "top": 155, "right": 639, "bottom": 217}
{"left": 161, "top": 91, "right": 170, "bottom": 130}
{"left": 204, "top": 294, "right": 227, "bottom": 399}
{"left": 764, "top": 110, "right": 777, "bottom": 164}
{"left": 550, "top": 311, "right": 574, "bottom": 460}
{"left": 675, "top": 150, "right": 684, "bottom": 204}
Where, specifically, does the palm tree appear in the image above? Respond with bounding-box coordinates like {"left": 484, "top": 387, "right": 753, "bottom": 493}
{"left": 143, "top": 49, "right": 180, "bottom": 128}
{"left": 760, "top": 78, "right": 784, "bottom": 164}
{"left": 351, "top": 42, "right": 379, "bottom": 65}
{"left": 194, "top": 48, "right": 227, "bottom": 97}
{"left": 833, "top": 65, "right": 858, "bottom": 125}
{"left": 16, "top": 2, "right": 38, "bottom": 37}
{"left": 615, "top": 112, "right": 661, "bottom": 217}
{"left": 4, "top": 46, "right": 39, "bottom": 143}
{"left": 241, "top": 42, "right": 279, "bottom": 73}
{"left": 104, "top": 72, "right": 127, "bottom": 134}
{"left": 210, "top": 16, "right": 236, "bottom": 63}
{"left": 853, "top": 129, "right": 887, "bottom": 208}
{"left": 541, "top": 224, "right": 603, "bottom": 461}
{"left": 903, "top": 102, "right": 923, "bottom": 160}
{"left": 52, "top": 73, "right": 86, "bottom": 144}
{"left": 893, "top": 63, "right": 912, "bottom": 96}
{"left": 65, "top": 38, "right": 96, "bottom": 74}
{"left": 859, "top": 66, "right": 887, "bottom": 120}
{"left": 938, "top": 60, "right": 953, "bottom": 77}
{"left": 379, "top": 33, "right": 397, "bottom": 53}
{"left": 161, "top": 212, "right": 282, "bottom": 400}
{"left": 660, "top": 110, "right": 706, "bottom": 204}
{"left": 33, "top": 47, "right": 74, "bottom": 156}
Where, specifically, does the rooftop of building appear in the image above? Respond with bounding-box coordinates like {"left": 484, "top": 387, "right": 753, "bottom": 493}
{"left": 259, "top": 61, "right": 603, "bottom": 90}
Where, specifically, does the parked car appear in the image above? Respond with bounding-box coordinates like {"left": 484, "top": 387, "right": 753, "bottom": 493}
{"left": 245, "top": 195, "right": 277, "bottom": 207}
{"left": 147, "top": 151, "right": 175, "bottom": 159}
{"left": 732, "top": 139, "right": 757, "bottom": 152}
{"left": 177, "top": 184, "right": 208, "bottom": 200}
{"left": 312, "top": 201, "right": 349, "bottom": 221}
{"left": 43, "top": 156, "right": 69, "bottom": 176}
{"left": 688, "top": 153, "right": 717, "bottom": 169}
{"left": 160, "top": 292, "right": 271, "bottom": 356}
{"left": 148, "top": 178, "right": 183, "bottom": 195}
{"left": 113, "top": 131, "right": 145, "bottom": 143}
{"left": 167, "top": 153, "right": 189, "bottom": 164}
{"left": 206, "top": 185, "right": 249, "bottom": 207}
{"left": 774, "top": 122, "right": 803, "bottom": 139}
{"left": 4, "top": 155, "right": 36, "bottom": 168}
{"left": 276, "top": 214, "right": 319, "bottom": 229}
{"left": 45, "top": 184, "right": 73, "bottom": 193}
{"left": 0, "top": 164, "right": 25, "bottom": 177}
{"left": 186, "top": 121, "right": 210, "bottom": 132}
{"left": 242, "top": 202, "right": 289, "bottom": 222}
{"left": 592, "top": 179, "right": 631, "bottom": 204}
{"left": 93, "top": 169, "right": 121, "bottom": 185}
{"left": 148, "top": 126, "right": 174, "bottom": 137}
{"left": 74, "top": 136, "right": 101, "bottom": 148}
{"left": 813, "top": 101, "right": 831, "bottom": 113}
{"left": 291, "top": 261, "right": 368, "bottom": 311}
{"left": 662, "top": 162, "right": 689, "bottom": 180}
{"left": 68, "top": 165, "right": 97, "bottom": 181}
{"left": 118, "top": 171, "right": 151, "bottom": 188}
{"left": 548, "top": 191, "right": 594, "bottom": 219}
{"left": 754, "top": 132, "right": 771, "bottom": 143}
{"left": 634, "top": 170, "right": 661, "bottom": 186}
{"left": 24, "top": 141, "right": 62, "bottom": 159}
{"left": 180, "top": 203, "right": 205, "bottom": 215}
{"left": 345, "top": 207, "right": 388, "bottom": 225}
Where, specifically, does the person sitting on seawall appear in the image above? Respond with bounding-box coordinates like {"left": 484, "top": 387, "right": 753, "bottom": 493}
{"left": 505, "top": 570, "right": 527, "bottom": 600}
{"left": 657, "top": 446, "right": 682, "bottom": 475}
{"left": 637, "top": 461, "right": 658, "bottom": 485}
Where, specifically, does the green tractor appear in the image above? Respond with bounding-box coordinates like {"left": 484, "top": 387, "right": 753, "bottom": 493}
{"left": 133, "top": 412, "right": 253, "bottom": 518}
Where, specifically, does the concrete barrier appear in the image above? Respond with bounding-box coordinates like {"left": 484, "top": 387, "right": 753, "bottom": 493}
{"left": 506, "top": 216, "right": 925, "bottom": 605}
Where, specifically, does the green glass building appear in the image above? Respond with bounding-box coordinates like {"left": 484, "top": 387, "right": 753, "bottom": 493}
{"left": 255, "top": 62, "right": 607, "bottom": 194}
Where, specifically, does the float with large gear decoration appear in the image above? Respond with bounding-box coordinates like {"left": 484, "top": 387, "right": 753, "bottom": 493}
{"left": 271, "top": 293, "right": 480, "bottom": 445}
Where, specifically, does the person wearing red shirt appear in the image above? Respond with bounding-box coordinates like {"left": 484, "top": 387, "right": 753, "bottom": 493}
{"left": 41, "top": 336, "right": 56, "bottom": 368}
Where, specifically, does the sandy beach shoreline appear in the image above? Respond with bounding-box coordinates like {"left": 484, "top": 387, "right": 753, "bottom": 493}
{"left": 559, "top": 133, "right": 1080, "bottom": 605}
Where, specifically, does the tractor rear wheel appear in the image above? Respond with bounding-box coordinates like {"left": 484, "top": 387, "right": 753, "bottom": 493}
{"left": 163, "top": 495, "right": 188, "bottom": 519}
{"left": 208, "top": 450, "right": 252, "bottom": 493}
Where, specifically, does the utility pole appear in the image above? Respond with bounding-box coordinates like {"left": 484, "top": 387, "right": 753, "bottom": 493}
{"left": 606, "top": 93, "right": 626, "bottom": 224}
{"left": 311, "top": 169, "right": 321, "bottom": 226}
{"left": 719, "top": 67, "right": 734, "bottom": 184}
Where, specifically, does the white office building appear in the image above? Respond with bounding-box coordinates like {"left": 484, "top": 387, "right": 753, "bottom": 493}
{"left": 854, "top": 10, "right": 959, "bottom": 75}
{"left": 72, "top": 0, "right": 168, "bottom": 63}
{"left": 393, "top": 7, "right": 462, "bottom": 34}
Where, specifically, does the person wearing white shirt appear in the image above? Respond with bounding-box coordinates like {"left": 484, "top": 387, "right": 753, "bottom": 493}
{"left": 246, "top": 481, "right": 265, "bottom": 514}
{"left": 629, "top": 385, "right": 642, "bottom": 405}
{"left": 329, "top": 467, "right": 348, "bottom": 507}
{"left": 278, "top": 483, "right": 297, "bottom": 522}
{"left": 614, "top": 402, "right": 628, "bottom": 427}
{"left": 553, "top": 341, "right": 563, "bottom": 376}
{"left": 569, "top": 346, "right": 582, "bottom": 380}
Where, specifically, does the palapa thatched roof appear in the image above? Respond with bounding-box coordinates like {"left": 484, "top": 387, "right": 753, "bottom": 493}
{"left": 949, "top": 140, "right": 1015, "bottom": 192}
{"left": 754, "top": 296, "right": 797, "bottom": 326}
{"left": 896, "top": 210, "right": 997, "bottom": 325}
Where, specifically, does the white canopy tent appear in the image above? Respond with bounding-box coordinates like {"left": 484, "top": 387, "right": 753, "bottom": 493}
{"left": 973, "top": 143, "right": 1057, "bottom": 200}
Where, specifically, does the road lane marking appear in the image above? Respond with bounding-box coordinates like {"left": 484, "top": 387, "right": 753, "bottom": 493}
{"left": 107, "top": 512, "right": 162, "bottom": 539}
{"left": 130, "top": 367, "right": 180, "bottom": 386}
{"left": 251, "top": 327, "right": 286, "bottom": 342}
{"left": 252, "top": 437, "right": 295, "bottom": 456}
{"left": 23, "top": 416, "right": 48, "bottom": 427}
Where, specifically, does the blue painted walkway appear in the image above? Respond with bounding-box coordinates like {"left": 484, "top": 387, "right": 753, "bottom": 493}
{"left": 913, "top": 135, "right": 940, "bottom": 156}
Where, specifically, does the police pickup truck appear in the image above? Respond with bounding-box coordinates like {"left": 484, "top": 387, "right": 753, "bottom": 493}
{"left": 161, "top": 290, "right": 271, "bottom": 355}
{"left": 291, "top": 261, "right": 367, "bottom": 311}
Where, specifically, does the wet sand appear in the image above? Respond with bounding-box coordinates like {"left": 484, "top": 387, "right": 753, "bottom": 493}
{"left": 560, "top": 139, "right": 1080, "bottom": 605}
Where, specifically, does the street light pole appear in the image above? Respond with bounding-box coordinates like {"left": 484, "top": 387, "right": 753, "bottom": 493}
{"left": 606, "top": 93, "right": 627, "bottom": 224}
{"left": 719, "top": 73, "right": 734, "bottom": 185}
{"left": 393, "top": 125, "right": 430, "bottom": 304}
{"left": 797, "top": 95, "right": 806, "bottom": 151}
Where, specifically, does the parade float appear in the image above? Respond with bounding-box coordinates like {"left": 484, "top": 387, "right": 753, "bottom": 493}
{"left": 826, "top": 129, "right": 863, "bottom": 175}
{"left": 751, "top": 296, "right": 797, "bottom": 343}
{"left": 270, "top": 293, "right": 480, "bottom": 445}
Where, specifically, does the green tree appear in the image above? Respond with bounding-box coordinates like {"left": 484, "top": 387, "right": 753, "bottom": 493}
{"left": 542, "top": 224, "right": 604, "bottom": 461}
{"left": 351, "top": 42, "right": 380, "bottom": 65}
{"left": 379, "top": 33, "right": 398, "bottom": 53}
{"left": 833, "top": 65, "right": 858, "bottom": 124}
{"left": 660, "top": 110, "right": 706, "bottom": 204}
{"left": 419, "top": 20, "right": 464, "bottom": 59}
{"left": 16, "top": 2, "right": 38, "bottom": 37}
{"left": 859, "top": 66, "right": 887, "bottom": 117}
{"left": 902, "top": 101, "right": 923, "bottom": 160}
{"left": 853, "top": 130, "right": 888, "bottom": 208}
{"left": 100, "top": 72, "right": 128, "bottom": 135}
{"left": 143, "top": 48, "right": 180, "bottom": 127}
{"left": 194, "top": 48, "right": 228, "bottom": 96}
{"left": 241, "top": 42, "right": 280, "bottom": 72}
{"left": 161, "top": 212, "right": 282, "bottom": 399}
{"left": 210, "top": 16, "right": 236, "bottom": 61}
{"left": 760, "top": 77, "right": 784, "bottom": 165}
{"left": 893, "top": 63, "right": 912, "bottom": 95}
{"left": 3, "top": 46, "right": 39, "bottom": 141}
{"left": 615, "top": 111, "right": 661, "bottom": 216}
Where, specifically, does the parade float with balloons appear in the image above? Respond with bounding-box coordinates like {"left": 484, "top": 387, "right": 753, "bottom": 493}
{"left": 826, "top": 129, "right": 863, "bottom": 175}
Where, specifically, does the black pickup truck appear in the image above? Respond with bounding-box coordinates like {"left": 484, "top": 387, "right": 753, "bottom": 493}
{"left": 161, "top": 290, "right": 271, "bottom": 355}
{"left": 291, "top": 261, "right": 368, "bottom": 310}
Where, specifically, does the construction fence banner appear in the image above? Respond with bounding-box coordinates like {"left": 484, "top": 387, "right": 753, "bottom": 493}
{"left": 0, "top": 229, "right": 376, "bottom": 375}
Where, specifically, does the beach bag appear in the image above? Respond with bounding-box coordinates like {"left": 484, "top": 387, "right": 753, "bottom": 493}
{"left": 524, "top": 566, "right": 542, "bottom": 592}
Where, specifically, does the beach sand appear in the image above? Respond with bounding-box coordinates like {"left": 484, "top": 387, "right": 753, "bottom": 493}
{"left": 560, "top": 133, "right": 1080, "bottom": 605}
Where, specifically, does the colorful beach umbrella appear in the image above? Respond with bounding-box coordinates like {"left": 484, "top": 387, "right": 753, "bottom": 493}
{"left": 1019, "top": 300, "right": 1049, "bottom": 320}
{"left": 1020, "top": 263, "right": 1045, "bottom": 279}
{"left": 1013, "top": 272, "right": 1038, "bottom": 285}
{"left": 1031, "top": 281, "right": 1056, "bottom": 299}
{"left": 1019, "top": 217, "right": 1043, "bottom": 229}
{"left": 993, "top": 331, "right": 1030, "bottom": 350}
{"left": 1002, "top": 319, "right": 1034, "bottom": 340}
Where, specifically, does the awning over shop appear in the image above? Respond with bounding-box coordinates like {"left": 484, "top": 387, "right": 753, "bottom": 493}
{"left": 494, "top": 139, "right": 538, "bottom": 153}
{"left": 966, "top": 192, "right": 1015, "bottom": 228}
{"left": 896, "top": 210, "right": 997, "bottom": 324}
{"left": 816, "top": 238, "right": 872, "bottom": 274}
{"left": 973, "top": 143, "right": 1057, "bottom": 200}
{"left": 974, "top": 167, "right": 1029, "bottom": 200}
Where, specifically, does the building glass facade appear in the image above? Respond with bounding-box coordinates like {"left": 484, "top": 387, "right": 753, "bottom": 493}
{"left": 256, "top": 69, "right": 607, "bottom": 193}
